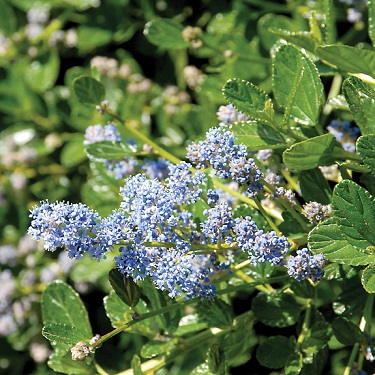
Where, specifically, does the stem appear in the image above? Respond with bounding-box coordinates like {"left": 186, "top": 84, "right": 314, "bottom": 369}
{"left": 343, "top": 343, "right": 359, "bottom": 375}
{"left": 297, "top": 300, "right": 312, "bottom": 345}
{"left": 280, "top": 168, "right": 299, "bottom": 193}
{"left": 279, "top": 199, "right": 310, "bottom": 232}
{"left": 343, "top": 293, "right": 374, "bottom": 375}
{"left": 263, "top": 181, "right": 310, "bottom": 232}
{"left": 254, "top": 197, "right": 281, "bottom": 234}
{"left": 213, "top": 178, "right": 283, "bottom": 221}
{"left": 322, "top": 74, "right": 342, "bottom": 120}
{"left": 95, "top": 361, "right": 111, "bottom": 375}
{"left": 115, "top": 358, "right": 166, "bottom": 375}
{"left": 91, "top": 301, "right": 189, "bottom": 350}
{"left": 234, "top": 269, "right": 274, "bottom": 293}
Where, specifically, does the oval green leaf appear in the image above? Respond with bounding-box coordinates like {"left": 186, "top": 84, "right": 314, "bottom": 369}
{"left": 252, "top": 293, "right": 302, "bottom": 327}
{"left": 256, "top": 336, "right": 294, "bottom": 369}
{"left": 231, "top": 121, "right": 287, "bottom": 151}
{"left": 343, "top": 77, "right": 375, "bottom": 135}
{"left": 332, "top": 317, "right": 367, "bottom": 345}
{"left": 73, "top": 75, "right": 105, "bottom": 105}
{"left": 309, "top": 218, "right": 375, "bottom": 266}
{"left": 283, "top": 133, "right": 338, "bottom": 170}
{"left": 42, "top": 323, "right": 88, "bottom": 346}
{"left": 144, "top": 18, "right": 188, "bottom": 49}
{"left": 272, "top": 43, "right": 324, "bottom": 126}
{"left": 333, "top": 180, "right": 375, "bottom": 251}
{"left": 109, "top": 268, "right": 140, "bottom": 308}
{"left": 41, "top": 280, "right": 92, "bottom": 338}
{"left": 362, "top": 264, "right": 375, "bottom": 293}
{"left": 316, "top": 45, "right": 375, "bottom": 77}
{"left": 85, "top": 141, "right": 138, "bottom": 160}
{"left": 357, "top": 135, "right": 375, "bottom": 177}
{"left": 222, "top": 78, "right": 273, "bottom": 122}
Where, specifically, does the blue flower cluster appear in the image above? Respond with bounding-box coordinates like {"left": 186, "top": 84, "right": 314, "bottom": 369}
{"left": 28, "top": 201, "right": 101, "bottom": 259}
{"left": 286, "top": 248, "right": 325, "bottom": 283}
{"left": 233, "top": 216, "right": 290, "bottom": 266}
{"left": 187, "top": 127, "right": 263, "bottom": 197}
{"left": 29, "top": 118, "right": 326, "bottom": 298}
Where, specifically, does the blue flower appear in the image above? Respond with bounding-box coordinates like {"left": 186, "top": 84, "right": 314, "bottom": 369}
{"left": 187, "top": 127, "right": 263, "bottom": 197}
{"left": 84, "top": 123, "right": 122, "bottom": 145}
{"left": 286, "top": 248, "right": 325, "bottom": 283}
{"left": 115, "top": 246, "right": 215, "bottom": 298}
{"left": 142, "top": 159, "right": 171, "bottom": 180}
{"left": 28, "top": 201, "right": 100, "bottom": 259}
{"left": 201, "top": 202, "right": 234, "bottom": 244}
{"left": 166, "top": 162, "right": 204, "bottom": 205}
{"left": 233, "top": 217, "right": 290, "bottom": 265}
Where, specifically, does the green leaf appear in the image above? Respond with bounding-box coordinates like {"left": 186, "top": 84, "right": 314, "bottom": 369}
{"left": 108, "top": 268, "right": 140, "bottom": 308}
{"left": 144, "top": 18, "right": 188, "bottom": 49}
{"left": 301, "top": 321, "right": 332, "bottom": 356}
{"left": 337, "top": 161, "right": 370, "bottom": 174}
{"left": 223, "top": 311, "right": 257, "bottom": 367}
{"left": 321, "top": 0, "right": 337, "bottom": 44}
{"left": 369, "top": 0, "right": 375, "bottom": 46}
{"left": 256, "top": 336, "right": 294, "bottom": 369}
{"left": 73, "top": 76, "right": 105, "bottom": 105}
{"left": 141, "top": 339, "right": 178, "bottom": 359}
{"left": 222, "top": 79, "right": 273, "bottom": 123}
{"left": 140, "top": 278, "right": 169, "bottom": 331}
{"left": 230, "top": 121, "right": 288, "bottom": 151}
{"left": 196, "top": 299, "right": 234, "bottom": 328}
{"left": 342, "top": 77, "right": 375, "bottom": 135}
{"left": 252, "top": 293, "right": 302, "bottom": 327}
{"left": 103, "top": 291, "right": 152, "bottom": 335}
{"left": 174, "top": 314, "right": 208, "bottom": 336}
{"left": 283, "top": 134, "right": 338, "bottom": 170}
{"left": 41, "top": 281, "right": 92, "bottom": 338}
{"left": 257, "top": 14, "right": 302, "bottom": 51}
{"left": 48, "top": 351, "right": 93, "bottom": 375}
{"left": 300, "top": 346, "right": 329, "bottom": 375}
{"left": 77, "top": 26, "right": 113, "bottom": 53}
{"left": 0, "top": 1, "right": 17, "bottom": 35}
{"left": 333, "top": 180, "right": 375, "bottom": 251}
{"left": 357, "top": 135, "right": 375, "bottom": 177}
{"left": 362, "top": 264, "right": 375, "bottom": 293}
{"left": 42, "top": 323, "right": 88, "bottom": 346}
{"left": 332, "top": 317, "right": 368, "bottom": 345}
{"left": 25, "top": 51, "right": 60, "bottom": 93}
{"left": 299, "top": 168, "right": 332, "bottom": 204}
{"left": 85, "top": 141, "right": 138, "bottom": 160}
{"left": 269, "top": 29, "right": 318, "bottom": 53}
{"left": 309, "top": 218, "right": 375, "bottom": 266}
{"left": 272, "top": 43, "right": 324, "bottom": 126}
{"left": 316, "top": 45, "right": 375, "bottom": 77}
{"left": 334, "top": 278, "right": 368, "bottom": 319}
{"left": 60, "top": 137, "right": 87, "bottom": 167}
